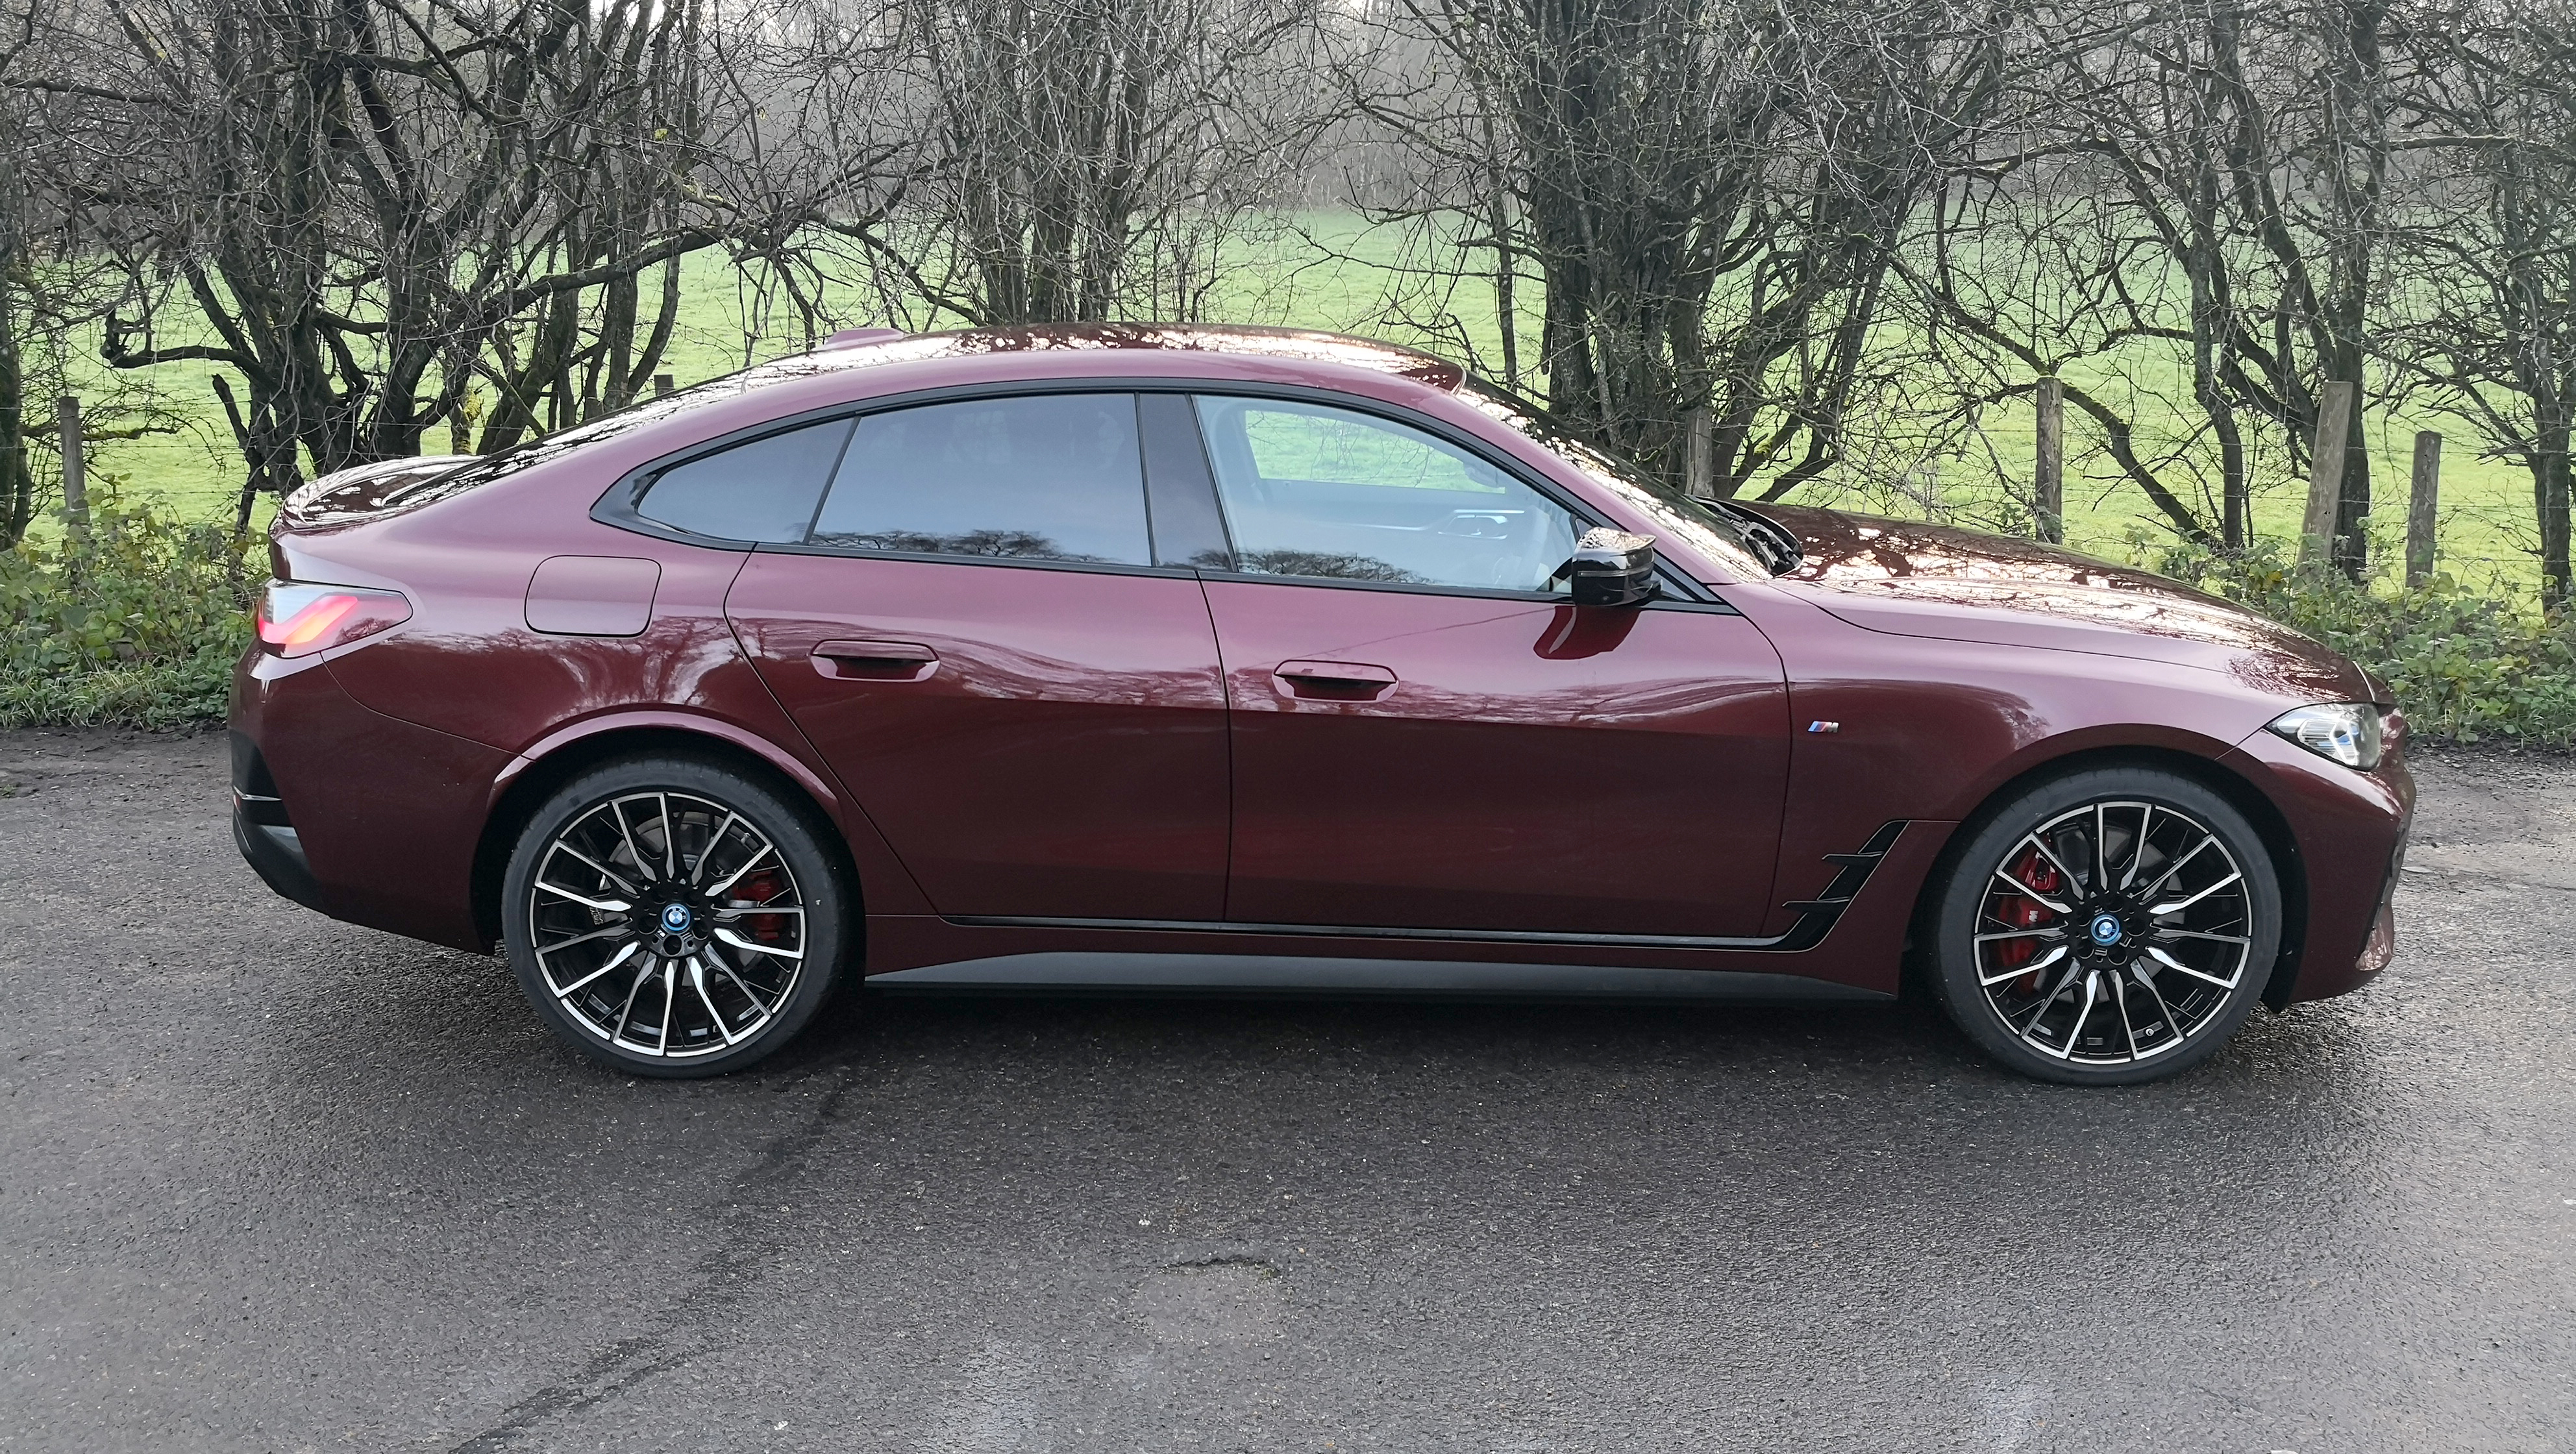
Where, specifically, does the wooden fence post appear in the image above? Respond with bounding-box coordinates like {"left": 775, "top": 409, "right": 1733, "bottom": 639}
{"left": 2299, "top": 380, "right": 2357, "bottom": 567}
{"left": 652, "top": 373, "right": 675, "bottom": 397}
{"left": 1683, "top": 404, "right": 1715, "bottom": 501}
{"left": 2406, "top": 430, "right": 2442, "bottom": 589}
{"left": 2034, "top": 376, "right": 2064, "bottom": 545}
{"left": 56, "top": 395, "right": 88, "bottom": 545}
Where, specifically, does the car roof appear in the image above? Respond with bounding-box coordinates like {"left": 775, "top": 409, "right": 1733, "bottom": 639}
{"left": 724, "top": 321, "right": 1467, "bottom": 397}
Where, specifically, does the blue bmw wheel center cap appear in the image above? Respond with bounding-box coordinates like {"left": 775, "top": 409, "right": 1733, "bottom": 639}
{"left": 660, "top": 903, "right": 694, "bottom": 935}
{"left": 2089, "top": 913, "right": 2123, "bottom": 945}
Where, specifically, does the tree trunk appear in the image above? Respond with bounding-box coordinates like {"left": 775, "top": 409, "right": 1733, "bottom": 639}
{"left": 0, "top": 288, "right": 31, "bottom": 548}
{"left": 2540, "top": 416, "right": 2572, "bottom": 610}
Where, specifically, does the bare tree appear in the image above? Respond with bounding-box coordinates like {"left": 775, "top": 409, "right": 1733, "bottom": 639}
{"left": 1345, "top": 0, "right": 2007, "bottom": 497}
{"left": 0, "top": 8, "right": 180, "bottom": 546}
{"left": 868, "top": 0, "right": 1338, "bottom": 325}
{"left": 1901, "top": 0, "right": 2409, "bottom": 563}
{"left": 2382, "top": 2, "right": 2576, "bottom": 602}
{"left": 10, "top": 0, "right": 898, "bottom": 523}
{"left": 0, "top": 32, "right": 39, "bottom": 546}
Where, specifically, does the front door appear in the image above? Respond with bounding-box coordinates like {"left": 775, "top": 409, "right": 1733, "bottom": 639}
{"left": 726, "top": 391, "right": 1232, "bottom": 921}
{"left": 1183, "top": 394, "right": 1791, "bottom": 937}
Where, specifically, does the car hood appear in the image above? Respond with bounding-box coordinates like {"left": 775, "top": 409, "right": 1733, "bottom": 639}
{"left": 1740, "top": 503, "right": 2376, "bottom": 704}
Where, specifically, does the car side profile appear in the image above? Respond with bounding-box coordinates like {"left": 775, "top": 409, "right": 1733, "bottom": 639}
{"left": 230, "top": 324, "right": 2412, "bottom": 1085}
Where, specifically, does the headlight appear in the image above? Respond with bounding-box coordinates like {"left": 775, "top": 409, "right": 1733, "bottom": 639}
{"left": 2266, "top": 702, "right": 2384, "bottom": 770}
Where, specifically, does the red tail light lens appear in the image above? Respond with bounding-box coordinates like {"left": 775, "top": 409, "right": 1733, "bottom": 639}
{"left": 256, "top": 581, "right": 412, "bottom": 658}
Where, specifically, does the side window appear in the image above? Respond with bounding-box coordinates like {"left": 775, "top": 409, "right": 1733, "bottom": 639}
{"left": 810, "top": 393, "right": 1151, "bottom": 565}
{"left": 1193, "top": 397, "right": 1578, "bottom": 591}
{"left": 638, "top": 417, "right": 854, "bottom": 542}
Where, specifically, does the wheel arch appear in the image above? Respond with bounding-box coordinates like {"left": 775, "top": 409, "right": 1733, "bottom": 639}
{"left": 471, "top": 717, "right": 859, "bottom": 952}
{"left": 1905, "top": 743, "right": 2309, "bottom": 1009}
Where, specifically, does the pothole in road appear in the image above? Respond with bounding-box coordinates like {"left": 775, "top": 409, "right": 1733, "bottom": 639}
{"left": 1130, "top": 1256, "right": 1285, "bottom": 1353}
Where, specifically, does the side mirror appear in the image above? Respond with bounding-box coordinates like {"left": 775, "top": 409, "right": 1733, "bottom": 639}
{"left": 1554, "top": 528, "right": 1659, "bottom": 608}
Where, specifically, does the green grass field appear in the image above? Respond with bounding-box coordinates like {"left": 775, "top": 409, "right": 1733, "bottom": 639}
{"left": 44, "top": 211, "right": 2551, "bottom": 597}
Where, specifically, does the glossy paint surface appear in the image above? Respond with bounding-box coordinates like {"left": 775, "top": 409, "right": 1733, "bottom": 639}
{"left": 230, "top": 323, "right": 2412, "bottom": 1005}
{"left": 1755, "top": 503, "right": 2372, "bottom": 701}
{"left": 1206, "top": 580, "right": 1789, "bottom": 935}
{"left": 726, "top": 552, "right": 1230, "bottom": 920}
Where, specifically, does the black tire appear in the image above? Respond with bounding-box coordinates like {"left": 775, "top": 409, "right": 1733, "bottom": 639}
{"left": 1927, "top": 765, "right": 2282, "bottom": 1086}
{"left": 501, "top": 755, "right": 850, "bottom": 1078}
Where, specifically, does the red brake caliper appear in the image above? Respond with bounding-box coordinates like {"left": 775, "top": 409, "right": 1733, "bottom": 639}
{"left": 1992, "top": 847, "right": 2062, "bottom": 992}
{"left": 732, "top": 869, "right": 786, "bottom": 943}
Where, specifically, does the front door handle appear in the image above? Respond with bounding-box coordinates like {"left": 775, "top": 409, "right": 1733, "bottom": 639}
{"left": 1273, "top": 659, "right": 1398, "bottom": 700}
{"left": 811, "top": 639, "right": 939, "bottom": 682}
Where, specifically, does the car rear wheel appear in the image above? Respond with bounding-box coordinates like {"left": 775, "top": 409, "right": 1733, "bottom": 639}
{"left": 501, "top": 756, "right": 849, "bottom": 1077}
{"left": 1927, "top": 766, "right": 2282, "bottom": 1085}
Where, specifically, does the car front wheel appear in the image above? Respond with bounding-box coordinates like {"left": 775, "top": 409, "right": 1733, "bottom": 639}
{"left": 1928, "top": 766, "right": 2283, "bottom": 1085}
{"left": 501, "top": 755, "right": 849, "bottom": 1077}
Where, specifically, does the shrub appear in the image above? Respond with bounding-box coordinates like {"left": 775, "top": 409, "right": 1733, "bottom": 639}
{"left": 0, "top": 496, "right": 260, "bottom": 730}
{"left": 2131, "top": 532, "right": 2576, "bottom": 745}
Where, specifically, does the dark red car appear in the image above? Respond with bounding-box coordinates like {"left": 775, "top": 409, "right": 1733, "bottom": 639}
{"left": 231, "top": 325, "right": 2410, "bottom": 1085}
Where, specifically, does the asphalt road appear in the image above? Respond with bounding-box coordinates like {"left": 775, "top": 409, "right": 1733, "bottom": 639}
{"left": 1, "top": 729, "right": 2570, "bottom": 1453}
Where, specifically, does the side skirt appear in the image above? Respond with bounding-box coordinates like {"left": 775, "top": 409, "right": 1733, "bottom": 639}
{"left": 944, "top": 820, "right": 1912, "bottom": 954}
{"left": 865, "top": 952, "right": 1894, "bottom": 1004}
{"left": 860, "top": 820, "right": 1951, "bottom": 996}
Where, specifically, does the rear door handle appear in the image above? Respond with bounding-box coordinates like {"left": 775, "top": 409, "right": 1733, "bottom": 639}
{"left": 811, "top": 639, "right": 939, "bottom": 682}
{"left": 1273, "top": 659, "right": 1397, "bottom": 699}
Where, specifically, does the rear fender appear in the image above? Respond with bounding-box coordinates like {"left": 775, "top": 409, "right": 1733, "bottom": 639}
{"left": 470, "top": 709, "right": 934, "bottom": 950}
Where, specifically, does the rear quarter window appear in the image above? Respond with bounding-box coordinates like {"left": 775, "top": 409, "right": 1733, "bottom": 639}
{"left": 637, "top": 418, "right": 856, "bottom": 543}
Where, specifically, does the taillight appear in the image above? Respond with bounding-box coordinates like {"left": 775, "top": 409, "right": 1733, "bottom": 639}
{"left": 256, "top": 580, "right": 412, "bottom": 658}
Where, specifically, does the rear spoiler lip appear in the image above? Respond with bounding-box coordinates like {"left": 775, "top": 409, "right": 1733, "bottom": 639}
{"left": 279, "top": 454, "right": 477, "bottom": 530}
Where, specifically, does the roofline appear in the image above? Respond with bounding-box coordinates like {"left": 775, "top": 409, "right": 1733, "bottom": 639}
{"left": 795, "top": 321, "right": 1468, "bottom": 393}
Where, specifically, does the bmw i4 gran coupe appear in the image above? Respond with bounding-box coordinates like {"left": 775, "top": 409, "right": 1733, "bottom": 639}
{"left": 230, "top": 324, "right": 2411, "bottom": 1084}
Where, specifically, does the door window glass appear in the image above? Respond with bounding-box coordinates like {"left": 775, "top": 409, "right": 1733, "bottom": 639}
{"left": 810, "top": 393, "right": 1150, "bottom": 565}
{"left": 1193, "top": 397, "right": 1576, "bottom": 591}
{"left": 638, "top": 417, "right": 854, "bottom": 542}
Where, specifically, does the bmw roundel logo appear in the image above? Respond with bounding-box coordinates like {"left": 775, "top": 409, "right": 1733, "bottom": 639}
{"left": 660, "top": 903, "right": 694, "bottom": 935}
{"left": 2088, "top": 913, "right": 2123, "bottom": 946}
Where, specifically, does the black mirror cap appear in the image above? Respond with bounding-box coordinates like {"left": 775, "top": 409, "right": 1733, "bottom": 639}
{"left": 1556, "top": 528, "right": 1659, "bottom": 607}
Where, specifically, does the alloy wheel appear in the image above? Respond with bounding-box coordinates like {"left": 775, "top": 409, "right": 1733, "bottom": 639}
{"left": 1975, "top": 799, "right": 2255, "bottom": 1066}
{"left": 526, "top": 789, "right": 806, "bottom": 1059}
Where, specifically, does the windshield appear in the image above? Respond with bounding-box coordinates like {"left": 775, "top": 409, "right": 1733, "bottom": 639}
{"left": 1454, "top": 379, "right": 1798, "bottom": 580}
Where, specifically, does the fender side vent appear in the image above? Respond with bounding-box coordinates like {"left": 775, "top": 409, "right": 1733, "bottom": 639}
{"left": 1772, "top": 820, "right": 1908, "bottom": 952}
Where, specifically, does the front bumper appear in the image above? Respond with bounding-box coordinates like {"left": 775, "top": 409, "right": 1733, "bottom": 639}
{"left": 2222, "top": 724, "right": 2414, "bottom": 1004}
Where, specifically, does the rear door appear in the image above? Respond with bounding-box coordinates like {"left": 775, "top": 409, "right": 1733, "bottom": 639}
{"left": 724, "top": 391, "right": 1233, "bottom": 921}
{"left": 1178, "top": 393, "right": 1792, "bottom": 938}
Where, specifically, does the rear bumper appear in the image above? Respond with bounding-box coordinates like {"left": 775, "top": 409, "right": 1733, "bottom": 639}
{"left": 232, "top": 800, "right": 325, "bottom": 911}
{"left": 230, "top": 710, "right": 325, "bottom": 911}
{"left": 229, "top": 643, "right": 510, "bottom": 951}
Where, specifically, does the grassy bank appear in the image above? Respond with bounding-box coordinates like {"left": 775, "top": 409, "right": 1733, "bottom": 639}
{"left": 25, "top": 212, "right": 2557, "bottom": 599}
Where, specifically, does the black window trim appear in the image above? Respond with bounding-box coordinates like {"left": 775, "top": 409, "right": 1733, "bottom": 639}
{"left": 1172, "top": 386, "right": 1728, "bottom": 611}
{"left": 586, "top": 375, "right": 1731, "bottom": 611}
{"left": 593, "top": 397, "right": 877, "bottom": 551}
{"left": 592, "top": 382, "right": 1191, "bottom": 578}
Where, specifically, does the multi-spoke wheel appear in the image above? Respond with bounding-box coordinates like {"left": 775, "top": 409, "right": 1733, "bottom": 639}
{"left": 1929, "top": 767, "right": 2281, "bottom": 1085}
{"left": 502, "top": 756, "right": 848, "bottom": 1077}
